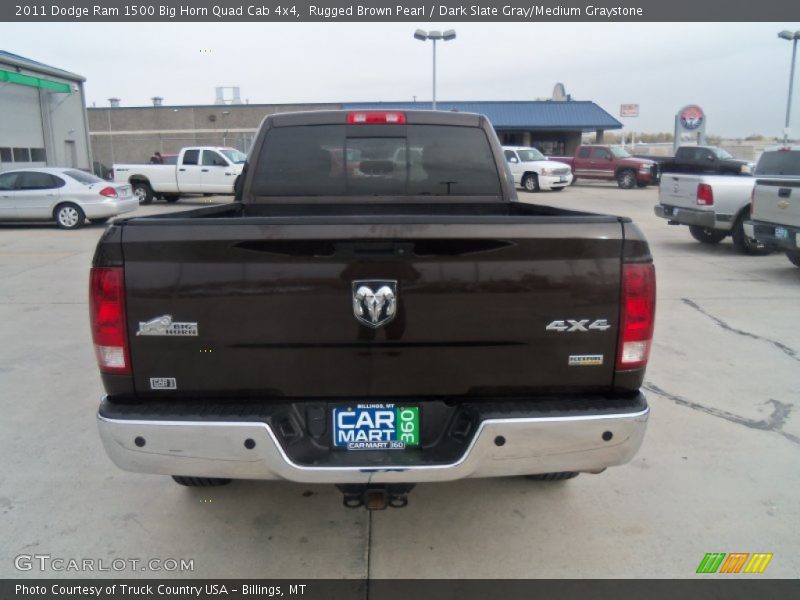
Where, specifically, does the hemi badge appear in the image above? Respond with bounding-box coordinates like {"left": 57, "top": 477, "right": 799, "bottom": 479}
{"left": 569, "top": 355, "right": 604, "bottom": 367}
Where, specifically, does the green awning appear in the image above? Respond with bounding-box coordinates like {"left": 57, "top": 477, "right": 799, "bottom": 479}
{"left": 0, "top": 68, "right": 72, "bottom": 93}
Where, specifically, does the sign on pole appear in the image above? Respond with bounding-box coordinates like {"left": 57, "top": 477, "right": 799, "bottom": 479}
{"left": 620, "top": 104, "right": 639, "bottom": 118}
{"left": 674, "top": 104, "right": 706, "bottom": 152}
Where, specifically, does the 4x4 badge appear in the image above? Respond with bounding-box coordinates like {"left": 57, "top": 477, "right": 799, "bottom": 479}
{"left": 352, "top": 280, "right": 398, "bottom": 328}
{"left": 546, "top": 319, "right": 610, "bottom": 332}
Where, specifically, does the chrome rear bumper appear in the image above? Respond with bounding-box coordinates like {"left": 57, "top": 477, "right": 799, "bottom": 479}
{"left": 97, "top": 402, "right": 649, "bottom": 484}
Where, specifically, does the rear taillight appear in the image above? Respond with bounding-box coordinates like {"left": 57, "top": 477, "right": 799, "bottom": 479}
{"left": 99, "top": 186, "right": 118, "bottom": 198}
{"left": 617, "top": 263, "right": 656, "bottom": 370}
{"left": 696, "top": 183, "right": 713, "bottom": 205}
{"left": 89, "top": 267, "right": 130, "bottom": 375}
{"left": 347, "top": 111, "right": 406, "bottom": 124}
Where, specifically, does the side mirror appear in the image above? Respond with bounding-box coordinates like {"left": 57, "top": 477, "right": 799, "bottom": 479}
{"left": 509, "top": 157, "right": 518, "bottom": 164}
{"left": 707, "top": 155, "right": 716, "bottom": 161}
{"left": 608, "top": 155, "right": 614, "bottom": 161}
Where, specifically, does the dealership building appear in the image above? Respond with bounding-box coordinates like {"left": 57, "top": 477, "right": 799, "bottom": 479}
{"left": 88, "top": 94, "right": 622, "bottom": 169}
{"left": 0, "top": 51, "right": 92, "bottom": 171}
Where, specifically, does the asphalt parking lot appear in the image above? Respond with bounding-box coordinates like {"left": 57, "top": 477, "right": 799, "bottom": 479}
{"left": 0, "top": 183, "right": 798, "bottom": 579}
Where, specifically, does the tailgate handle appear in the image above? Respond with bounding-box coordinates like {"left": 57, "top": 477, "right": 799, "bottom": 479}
{"left": 779, "top": 188, "right": 792, "bottom": 198}
{"left": 335, "top": 242, "right": 414, "bottom": 257}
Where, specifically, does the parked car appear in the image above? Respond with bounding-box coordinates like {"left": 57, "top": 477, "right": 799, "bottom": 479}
{"left": 551, "top": 145, "right": 659, "bottom": 189}
{"left": 654, "top": 172, "right": 768, "bottom": 255}
{"left": 0, "top": 167, "right": 137, "bottom": 229}
{"left": 744, "top": 146, "right": 800, "bottom": 268}
{"left": 502, "top": 146, "right": 572, "bottom": 192}
{"left": 637, "top": 146, "right": 752, "bottom": 176}
{"left": 92, "top": 110, "right": 655, "bottom": 509}
{"left": 112, "top": 146, "right": 246, "bottom": 204}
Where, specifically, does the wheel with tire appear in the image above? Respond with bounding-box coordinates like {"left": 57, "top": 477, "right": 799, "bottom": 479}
{"left": 89, "top": 217, "right": 110, "bottom": 225}
{"left": 132, "top": 181, "right": 153, "bottom": 205}
{"left": 689, "top": 225, "right": 727, "bottom": 244}
{"left": 731, "top": 211, "right": 772, "bottom": 256}
{"left": 164, "top": 195, "right": 180, "bottom": 203}
{"left": 54, "top": 203, "right": 85, "bottom": 230}
{"left": 522, "top": 173, "right": 539, "bottom": 192}
{"left": 786, "top": 250, "right": 800, "bottom": 268}
{"left": 172, "top": 476, "right": 232, "bottom": 487}
{"left": 617, "top": 169, "right": 636, "bottom": 189}
{"left": 526, "top": 472, "right": 579, "bottom": 481}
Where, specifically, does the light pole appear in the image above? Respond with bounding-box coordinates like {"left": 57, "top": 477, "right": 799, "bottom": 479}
{"left": 414, "top": 29, "right": 456, "bottom": 110}
{"left": 778, "top": 30, "right": 800, "bottom": 143}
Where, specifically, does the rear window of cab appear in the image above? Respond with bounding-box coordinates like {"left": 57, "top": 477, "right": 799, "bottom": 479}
{"left": 252, "top": 124, "right": 501, "bottom": 197}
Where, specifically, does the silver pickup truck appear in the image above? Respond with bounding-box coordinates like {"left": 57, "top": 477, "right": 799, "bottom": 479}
{"left": 655, "top": 167, "right": 769, "bottom": 255}
{"left": 744, "top": 146, "right": 800, "bottom": 268}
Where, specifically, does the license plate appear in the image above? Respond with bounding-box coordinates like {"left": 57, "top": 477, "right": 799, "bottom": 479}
{"left": 558, "top": 176, "right": 567, "bottom": 183}
{"left": 775, "top": 226, "right": 788, "bottom": 240}
{"left": 332, "top": 404, "right": 419, "bottom": 450}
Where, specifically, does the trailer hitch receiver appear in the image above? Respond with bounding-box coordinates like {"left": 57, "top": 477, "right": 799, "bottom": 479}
{"left": 337, "top": 484, "right": 415, "bottom": 510}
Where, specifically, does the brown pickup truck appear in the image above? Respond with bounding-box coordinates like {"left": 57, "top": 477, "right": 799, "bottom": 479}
{"left": 552, "top": 145, "right": 660, "bottom": 189}
{"left": 91, "top": 110, "right": 655, "bottom": 509}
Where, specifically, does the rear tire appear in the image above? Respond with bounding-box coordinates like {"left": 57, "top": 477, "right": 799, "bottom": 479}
{"left": 731, "top": 211, "right": 772, "bottom": 256}
{"left": 171, "top": 476, "right": 231, "bottom": 487}
{"left": 570, "top": 176, "right": 577, "bottom": 185}
{"left": 522, "top": 173, "right": 539, "bottom": 192}
{"left": 526, "top": 472, "right": 580, "bottom": 481}
{"left": 54, "top": 203, "right": 85, "bottom": 230}
{"left": 689, "top": 225, "right": 727, "bottom": 244}
{"left": 786, "top": 250, "right": 800, "bottom": 268}
{"left": 617, "top": 169, "right": 636, "bottom": 189}
{"left": 133, "top": 181, "right": 154, "bottom": 205}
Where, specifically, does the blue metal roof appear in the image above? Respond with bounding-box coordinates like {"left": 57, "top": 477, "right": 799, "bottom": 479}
{"left": 342, "top": 100, "right": 622, "bottom": 131}
{"left": 0, "top": 50, "right": 85, "bottom": 81}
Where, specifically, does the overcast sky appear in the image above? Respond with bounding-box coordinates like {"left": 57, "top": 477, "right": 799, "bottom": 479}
{"left": 3, "top": 21, "right": 800, "bottom": 137}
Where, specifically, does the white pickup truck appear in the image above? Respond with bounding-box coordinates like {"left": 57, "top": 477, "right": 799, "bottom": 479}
{"left": 745, "top": 146, "right": 800, "bottom": 268}
{"left": 502, "top": 146, "right": 572, "bottom": 192}
{"left": 654, "top": 171, "right": 769, "bottom": 255}
{"left": 113, "top": 146, "right": 246, "bottom": 204}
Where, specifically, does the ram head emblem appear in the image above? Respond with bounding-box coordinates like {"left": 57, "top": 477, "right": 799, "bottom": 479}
{"left": 352, "top": 281, "right": 398, "bottom": 328}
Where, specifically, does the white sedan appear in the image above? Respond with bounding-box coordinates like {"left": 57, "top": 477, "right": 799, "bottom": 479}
{"left": 0, "top": 168, "right": 138, "bottom": 229}
{"left": 503, "top": 146, "right": 573, "bottom": 192}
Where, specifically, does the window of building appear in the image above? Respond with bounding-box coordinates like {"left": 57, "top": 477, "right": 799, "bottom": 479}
{"left": 0, "top": 148, "right": 12, "bottom": 162}
{"left": 30, "top": 148, "right": 47, "bottom": 162}
{"left": 13, "top": 148, "right": 30, "bottom": 162}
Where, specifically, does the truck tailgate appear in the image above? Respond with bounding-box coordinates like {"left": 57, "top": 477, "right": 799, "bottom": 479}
{"left": 753, "top": 179, "right": 800, "bottom": 228}
{"left": 121, "top": 219, "right": 624, "bottom": 399}
{"left": 659, "top": 174, "right": 704, "bottom": 207}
